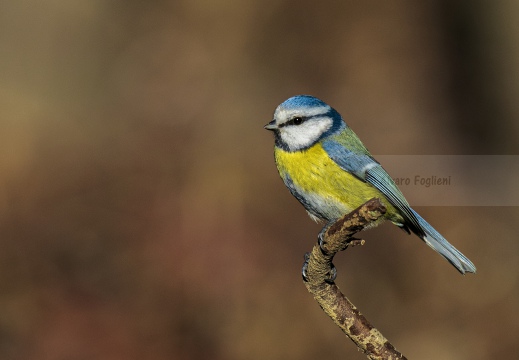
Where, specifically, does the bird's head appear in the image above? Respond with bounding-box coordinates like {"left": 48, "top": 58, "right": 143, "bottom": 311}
{"left": 265, "top": 95, "right": 345, "bottom": 151}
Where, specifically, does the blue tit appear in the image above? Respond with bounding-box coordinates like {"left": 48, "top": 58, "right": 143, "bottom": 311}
{"left": 265, "top": 95, "right": 476, "bottom": 274}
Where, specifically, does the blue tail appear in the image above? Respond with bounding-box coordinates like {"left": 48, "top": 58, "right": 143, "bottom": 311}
{"left": 411, "top": 209, "right": 476, "bottom": 274}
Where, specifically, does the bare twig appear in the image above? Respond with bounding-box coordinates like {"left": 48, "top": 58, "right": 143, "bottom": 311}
{"left": 303, "top": 198, "right": 407, "bottom": 360}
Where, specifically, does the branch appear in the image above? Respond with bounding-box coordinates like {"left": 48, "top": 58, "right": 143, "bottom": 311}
{"left": 303, "top": 198, "right": 407, "bottom": 360}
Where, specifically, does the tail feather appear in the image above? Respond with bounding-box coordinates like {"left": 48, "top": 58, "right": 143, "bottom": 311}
{"left": 411, "top": 209, "right": 476, "bottom": 274}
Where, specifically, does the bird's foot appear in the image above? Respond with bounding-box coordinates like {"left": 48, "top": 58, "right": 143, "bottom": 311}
{"left": 325, "top": 263, "right": 337, "bottom": 283}
{"left": 302, "top": 252, "right": 337, "bottom": 283}
{"left": 302, "top": 252, "right": 310, "bottom": 282}
{"left": 317, "top": 230, "right": 330, "bottom": 254}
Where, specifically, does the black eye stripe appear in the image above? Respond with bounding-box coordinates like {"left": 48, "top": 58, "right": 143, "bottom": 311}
{"left": 282, "top": 116, "right": 306, "bottom": 127}
{"left": 278, "top": 111, "right": 332, "bottom": 128}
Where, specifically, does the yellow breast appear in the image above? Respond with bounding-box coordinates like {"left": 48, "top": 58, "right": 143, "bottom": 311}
{"left": 274, "top": 143, "right": 396, "bottom": 219}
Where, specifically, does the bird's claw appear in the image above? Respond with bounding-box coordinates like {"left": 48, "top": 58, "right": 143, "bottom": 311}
{"left": 302, "top": 252, "right": 310, "bottom": 282}
{"left": 302, "top": 252, "right": 337, "bottom": 283}
{"left": 325, "top": 263, "right": 337, "bottom": 283}
{"left": 318, "top": 231, "right": 331, "bottom": 255}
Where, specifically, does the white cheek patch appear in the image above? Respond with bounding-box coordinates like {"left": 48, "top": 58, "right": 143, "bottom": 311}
{"left": 280, "top": 117, "right": 333, "bottom": 151}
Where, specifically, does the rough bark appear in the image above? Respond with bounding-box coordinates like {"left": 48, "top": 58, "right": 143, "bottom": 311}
{"left": 303, "top": 198, "right": 407, "bottom": 360}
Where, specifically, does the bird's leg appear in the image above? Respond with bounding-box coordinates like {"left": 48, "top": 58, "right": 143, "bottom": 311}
{"left": 317, "top": 222, "right": 333, "bottom": 250}
{"left": 304, "top": 218, "right": 366, "bottom": 283}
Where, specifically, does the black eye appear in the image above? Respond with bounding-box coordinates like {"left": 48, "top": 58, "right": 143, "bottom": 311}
{"left": 293, "top": 117, "right": 303, "bottom": 125}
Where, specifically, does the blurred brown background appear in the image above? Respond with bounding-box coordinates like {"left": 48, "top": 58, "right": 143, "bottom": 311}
{"left": 1, "top": 1, "right": 519, "bottom": 359}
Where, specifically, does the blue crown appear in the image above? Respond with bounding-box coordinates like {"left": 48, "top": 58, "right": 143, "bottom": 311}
{"left": 280, "top": 95, "right": 328, "bottom": 110}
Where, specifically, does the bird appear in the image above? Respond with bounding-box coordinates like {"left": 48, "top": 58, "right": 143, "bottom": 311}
{"left": 265, "top": 95, "right": 476, "bottom": 274}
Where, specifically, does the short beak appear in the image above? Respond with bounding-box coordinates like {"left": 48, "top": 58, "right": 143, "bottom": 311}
{"left": 264, "top": 120, "right": 278, "bottom": 131}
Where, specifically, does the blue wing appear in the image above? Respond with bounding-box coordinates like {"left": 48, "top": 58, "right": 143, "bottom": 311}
{"left": 321, "top": 139, "right": 424, "bottom": 237}
{"left": 321, "top": 138, "right": 476, "bottom": 274}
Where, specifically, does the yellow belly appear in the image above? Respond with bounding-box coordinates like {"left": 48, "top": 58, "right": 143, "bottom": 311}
{"left": 274, "top": 143, "right": 398, "bottom": 221}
